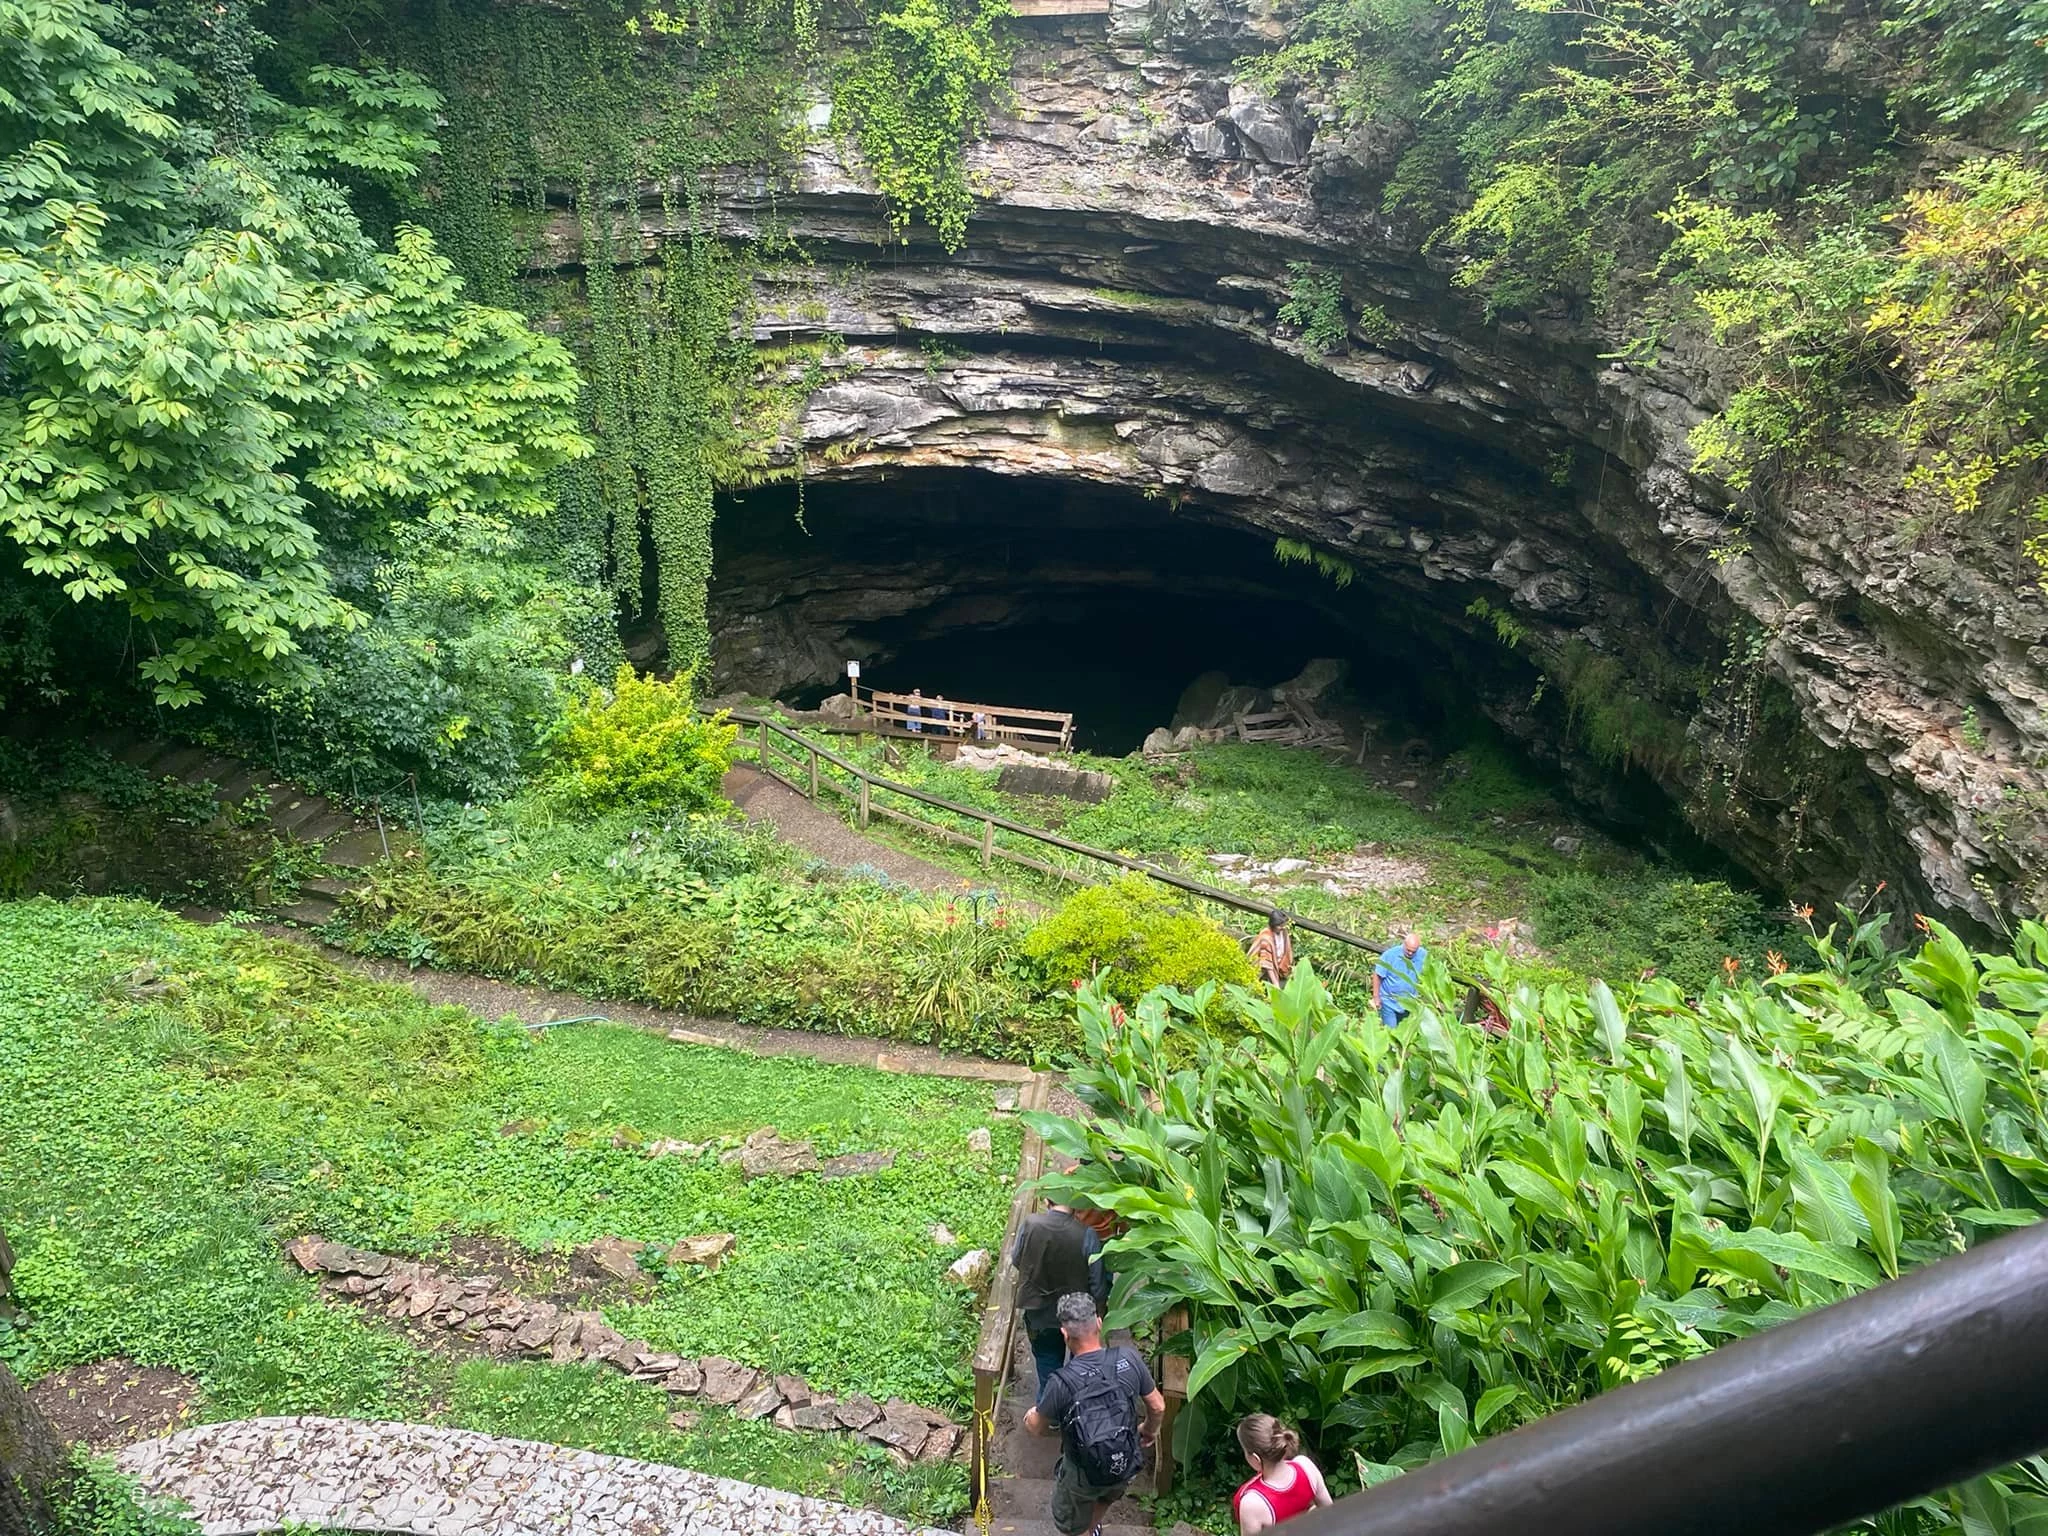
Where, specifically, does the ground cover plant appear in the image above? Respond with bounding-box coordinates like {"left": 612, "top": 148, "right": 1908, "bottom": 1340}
{"left": 330, "top": 793, "right": 1065, "bottom": 1059}
{"left": 1040, "top": 913, "right": 2048, "bottom": 1534}
{"left": 0, "top": 897, "right": 1007, "bottom": 1521}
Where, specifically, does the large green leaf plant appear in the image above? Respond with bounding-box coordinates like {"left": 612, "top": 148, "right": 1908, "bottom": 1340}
{"left": 1035, "top": 916, "right": 2048, "bottom": 1529}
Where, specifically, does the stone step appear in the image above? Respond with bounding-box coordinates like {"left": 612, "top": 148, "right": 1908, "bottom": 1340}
{"left": 300, "top": 876, "right": 359, "bottom": 899}
{"left": 148, "top": 745, "right": 213, "bottom": 782}
{"left": 180, "top": 752, "right": 243, "bottom": 790}
{"left": 277, "top": 894, "right": 339, "bottom": 927}
{"left": 980, "top": 1518, "right": 1153, "bottom": 1536}
{"left": 272, "top": 795, "right": 336, "bottom": 836}
{"left": 117, "top": 738, "right": 171, "bottom": 769}
{"left": 990, "top": 1477, "right": 1151, "bottom": 1523}
{"left": 297, "top": 810, "right": 357, "bottom": 846}
{"left": 87, "top": 726, "right": 140, "bottom": 756}
{"left": 322, "top": 829, "right": 389, "bottom": 868}
{"left": 210, "top": 768, "right": 268, "bottom": 806}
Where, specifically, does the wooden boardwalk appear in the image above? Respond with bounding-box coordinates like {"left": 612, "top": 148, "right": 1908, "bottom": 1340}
{"left": 847, "top": 687, "right": 1074, "bottom": 751}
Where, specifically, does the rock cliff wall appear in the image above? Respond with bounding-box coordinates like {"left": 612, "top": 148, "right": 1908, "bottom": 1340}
{"left": 533, "top": 5, "right": 2048, "bottom": 927}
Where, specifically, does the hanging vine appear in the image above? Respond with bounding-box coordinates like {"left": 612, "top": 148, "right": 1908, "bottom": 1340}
{"left": 374, "top": 0, "right": 1011, "bottom": 668}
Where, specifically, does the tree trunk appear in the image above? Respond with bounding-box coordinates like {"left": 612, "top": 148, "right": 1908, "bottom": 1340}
{"left": 0, "top": 1360, "right": 68, "bottom": 1536}
{"left": 0, "top": 1224, "right": 69, "bottom": 1536}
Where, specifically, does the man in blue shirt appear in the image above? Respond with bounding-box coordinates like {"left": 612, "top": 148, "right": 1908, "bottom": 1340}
{"left": 1373, "top": 930, "right": 1426, "bottom": 1028}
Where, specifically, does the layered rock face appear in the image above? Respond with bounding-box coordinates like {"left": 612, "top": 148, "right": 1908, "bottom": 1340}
{"left": 552, "top": 2, "right": 2048, "bottom": 925}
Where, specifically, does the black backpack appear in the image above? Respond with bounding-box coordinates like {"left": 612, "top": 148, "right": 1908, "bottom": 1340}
{"left": 1058, "top": 1347, "right": 1142, "bottom": 1486}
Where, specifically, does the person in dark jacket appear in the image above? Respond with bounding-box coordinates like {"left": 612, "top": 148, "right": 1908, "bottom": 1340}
{"left": 1009, "top": 1193, "right": 1108, "bottom": 1400}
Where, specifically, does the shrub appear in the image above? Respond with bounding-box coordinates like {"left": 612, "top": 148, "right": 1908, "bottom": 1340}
{"left": 1022, "top": 876, "right": 1255, "bottom": 1001}
{"left": 548, "top": 666, "right": 735, "bottom": 813}
{"left": 1041, "top": 917, "right": 2048, "bottom": 1533}
{"left": 1534, "top": 870, "right": 1789, "bottom": 993}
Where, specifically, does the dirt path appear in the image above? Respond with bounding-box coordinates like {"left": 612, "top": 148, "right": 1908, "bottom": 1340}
{"left": 722, "top": 764, "right": 981, "bottom": 896}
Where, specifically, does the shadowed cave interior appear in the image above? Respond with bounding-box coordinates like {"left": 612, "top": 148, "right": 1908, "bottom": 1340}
{"left": 705, "top": 471, "right": 1718, "bottom": 863}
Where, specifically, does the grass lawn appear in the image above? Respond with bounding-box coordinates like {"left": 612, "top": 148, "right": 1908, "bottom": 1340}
{"left": 0, "top": 897, "right": 1012, "bottom": 1522}
{"left": 752, "top": 725, "right": 1796, "bottom": 994}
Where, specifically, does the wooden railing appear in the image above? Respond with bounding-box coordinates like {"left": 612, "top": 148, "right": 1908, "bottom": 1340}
{"left": 969, "top": 1072, "right": 1054, "bottom": 1522}
{"left": 730, "top": 707, "right": 1386, "bottom": 956}
{"left": 855, "top": 687, "right": 1075, "bottom": 751}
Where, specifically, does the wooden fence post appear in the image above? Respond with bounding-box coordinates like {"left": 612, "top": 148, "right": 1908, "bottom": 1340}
{"left": 980, "top": 815, "right": 993, "bottom": 870}
{"left": 1153, "top": 1303, "right": 1191, "bottom": 1497}
{"left": 808, "top": 744, "right": 819, "bottom": 801}
{"left": 857, "top": 778, "right": 870, "bottom": 829}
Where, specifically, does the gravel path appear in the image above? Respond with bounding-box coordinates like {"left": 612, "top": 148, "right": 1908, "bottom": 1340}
{"left": 116, "top": 1417, "right": 944, "bottom": 1536}
{"left": 722, "top": 765, "right": 978, "bottom": 896}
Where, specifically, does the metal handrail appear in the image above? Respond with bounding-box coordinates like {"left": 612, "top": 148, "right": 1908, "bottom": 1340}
{"left": 726, "top": 706, "right": 1388, "bottom": 956}
{"left": 1289, "top": 1220, "right": 2048, "bottom": 1536}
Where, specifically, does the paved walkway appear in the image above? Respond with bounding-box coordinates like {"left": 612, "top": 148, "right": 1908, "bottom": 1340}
{"left": 722, "top": 765, "right": 977, "bottom": 897}
{"left": 117, "top": 1418, "right": 943, "bottom": 1536}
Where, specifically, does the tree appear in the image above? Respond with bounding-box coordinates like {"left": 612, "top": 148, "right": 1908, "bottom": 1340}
{"left": 0, "top": 1223, "right": 67, "bottom": 1536}
{"left": 0, "top": 0, "right": 587, "bottom": 706}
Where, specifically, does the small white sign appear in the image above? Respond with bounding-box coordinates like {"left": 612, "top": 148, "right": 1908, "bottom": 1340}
{"left": 845, "top": 660, "right": 861, "bottom": 680}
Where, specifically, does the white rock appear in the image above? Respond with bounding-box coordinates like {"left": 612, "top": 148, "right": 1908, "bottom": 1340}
{"left": 928, "top": 1222, "right": 958, "bottom": 1246}
{"left": 946, "top": 1250, "right": 991, "bottom": 1287}
{"left": 966, "top": 1127, "right": 992, "bottom": 1156}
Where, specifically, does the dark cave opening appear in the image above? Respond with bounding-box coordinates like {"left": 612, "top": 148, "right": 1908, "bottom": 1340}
{"left": 706, "top": 469, "right": 1725, "bottom": 866}
{"left": 711, "top": 471, "right": 1505, "bottom": 756}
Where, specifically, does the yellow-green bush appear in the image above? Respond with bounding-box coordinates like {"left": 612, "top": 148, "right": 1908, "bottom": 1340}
{"left": 547, "top": 665, "right": 735, "bottom": 813}
{"left": 1022, "top": 875, "right": 1255, "bottom": 1001}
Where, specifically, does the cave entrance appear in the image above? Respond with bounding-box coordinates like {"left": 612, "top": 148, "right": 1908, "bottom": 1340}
{"left": 709, "top": 471, "right": 1519, "bottom": 757}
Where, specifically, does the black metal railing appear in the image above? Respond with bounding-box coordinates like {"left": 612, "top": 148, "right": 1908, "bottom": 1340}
{"left": 1292, "top": 1220, "right": 2048, "bottom": 1536}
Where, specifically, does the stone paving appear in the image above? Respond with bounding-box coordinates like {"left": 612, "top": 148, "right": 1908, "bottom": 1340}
{"left": 116, "top": 1417, "right": 946, "bottom": 1536}
{"left": 287, "top": 1238, "right": 965, "bottom": 1464}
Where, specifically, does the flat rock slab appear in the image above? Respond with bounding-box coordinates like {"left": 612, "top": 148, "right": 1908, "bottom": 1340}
{"left": 820, "top": 1150, "right": 897, "bottom": 1179}
{"left": 116, "top": 1416, "right": 945, "bottom": 1536}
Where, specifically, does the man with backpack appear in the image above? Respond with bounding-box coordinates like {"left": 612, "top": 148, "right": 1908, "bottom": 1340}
{"left": 1024, "top": 1293, "right": 1166, "bottom": 1536}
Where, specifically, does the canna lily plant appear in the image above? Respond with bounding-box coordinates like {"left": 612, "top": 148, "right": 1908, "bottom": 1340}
{"left": 1030, "top": 916, "right": 2048, "bottom": 1528}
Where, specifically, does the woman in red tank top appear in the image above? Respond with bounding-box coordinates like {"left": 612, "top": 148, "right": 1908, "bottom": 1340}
{"left": 1231, "top": 1414, "right": 1333, "bottom": 1533}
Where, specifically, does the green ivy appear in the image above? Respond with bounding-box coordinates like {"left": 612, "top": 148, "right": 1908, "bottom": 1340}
{"left": 831, "top": 0, "right": 1013, "bottom": 251}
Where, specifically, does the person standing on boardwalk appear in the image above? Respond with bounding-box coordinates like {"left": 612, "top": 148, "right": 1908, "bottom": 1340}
{"left": 1249, "top": 910, "right": 1295, "bottom": 987}
{"left": 1010, "top": 1192, "right": 1107, "bottom": 1400}
{"left": 1026, "top": 1293, "right": 1165, "bottom": 1536}
{"left": 1232, "top": 1415, "right": 1333, "bottom": 1533}
{"left": 1373, "top": 929, "right": 1427, "bottom": 1027}
{"left": 906, "top": 688, "right": 926, "bottom": 733}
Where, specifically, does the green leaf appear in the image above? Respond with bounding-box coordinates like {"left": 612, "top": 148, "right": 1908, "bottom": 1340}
{"left": 1928, "top": 1023, "right": 1988, "bottom": 1139}
{"left": 1318, "top": 1310, "right": 1416, "bottom": 1351}
{"left": 1429, "top": 1259, "right": 1518, "bottom": 1314}
{"left": 1473, "top": 1383, "right": 1521, "bottom": 1431}
{"left": 1341, "top": 1352, "right": 1429, "bottom": 1389}
{"left": 1184, "top": 1328, "right": 1254, "bottom": 1402}
{"left": 1709, "top": 1226, "right": 1878, "bottom": 1288}
{"left": 1589, "top": 978, "right": 1628, "bottom": 1062}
